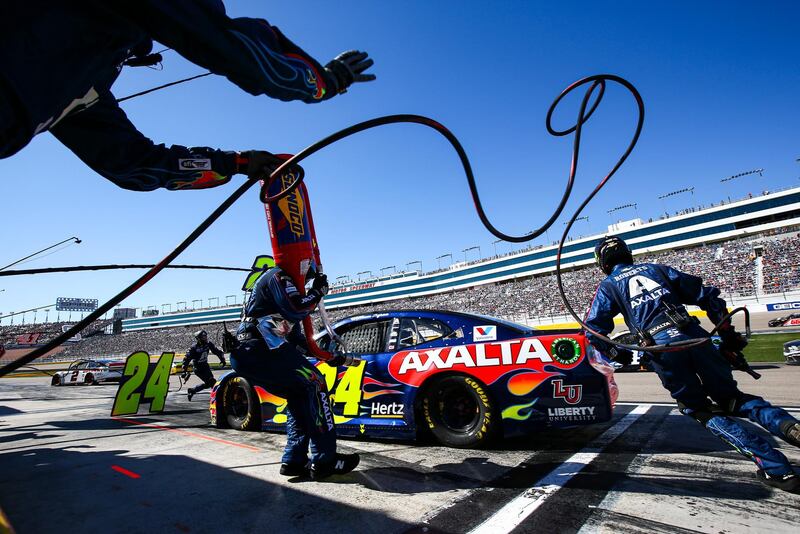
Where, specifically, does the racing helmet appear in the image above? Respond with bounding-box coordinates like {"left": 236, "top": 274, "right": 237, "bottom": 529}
{"left": 194, "top": 329, "right": 208, "bottom": 342}
{"left": 594, "top": 235, "right": 633, "bottom": 275}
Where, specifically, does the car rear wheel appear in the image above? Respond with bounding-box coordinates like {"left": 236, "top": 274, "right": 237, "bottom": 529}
{"left": 51, "top": 374, "right": 61, "bottom": 386}
{"left": 223, "top": 376, "right": 260, "bottom": 431}
{"left": 421, "top": 375, "right": 497, "bottom": 448}
{"left": 84, "top": 373, "right": 96, "bottom": 385}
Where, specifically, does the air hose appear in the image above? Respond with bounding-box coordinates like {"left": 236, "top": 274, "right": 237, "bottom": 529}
{"left": 0, "top": 74, "right": 742, "bottom": 378}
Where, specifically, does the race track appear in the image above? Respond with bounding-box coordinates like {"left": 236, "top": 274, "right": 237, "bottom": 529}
{"left": 0, "top": 367, "right": 798, "bottom": 534}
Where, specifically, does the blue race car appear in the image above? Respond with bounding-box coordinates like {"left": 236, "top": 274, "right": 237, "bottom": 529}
{"left": 210, "top": 309, "right": 618, "bottom": 448}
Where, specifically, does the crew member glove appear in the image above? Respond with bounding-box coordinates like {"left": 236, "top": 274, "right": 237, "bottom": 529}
{"left": 608, "top": 347, "right": 634, "bottom": 367}
{"left": 220, "top": 359, "right": 227, "bottom": 368}
{"left": 236, "top": 150, "right": 300, "bottom": 178}
{"left": 324, "top": 50, "right": 375, "bottom": 96}
{"left": 718, "top": 322, "right": 748, "bottom": 352}
{"left": 311, "top": 273, "right": 329, "bottom": 296}
{"left": 181, "top": 371, "right": 190, "bottom": 381}
{"left": 327, "top": 353, "right": 346, "bottom": 367}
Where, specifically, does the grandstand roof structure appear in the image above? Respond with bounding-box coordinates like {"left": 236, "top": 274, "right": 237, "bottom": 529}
{"left": 119, "top": 186, "right": 800, "bottom": 332}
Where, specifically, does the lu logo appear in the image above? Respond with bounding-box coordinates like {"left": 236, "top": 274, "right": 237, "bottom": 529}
{"left": 552, "top": 379, "right": 582, "bottom": 405}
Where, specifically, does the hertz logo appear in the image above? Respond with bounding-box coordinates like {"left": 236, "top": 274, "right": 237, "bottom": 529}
{"left": 276, "top": 173, "right": 305, "bottom": 238}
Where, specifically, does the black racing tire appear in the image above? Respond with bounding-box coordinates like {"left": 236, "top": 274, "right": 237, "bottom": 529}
{"left": 223, "top": 376, "right": 260, "bottom": 431}
{"left": 51, "top": 374, "right": 61, "bottom": 386}
{"left": 421, "top": 374, "right": 498, "bottom": 448}
{"left": 84, "top": 373, "right": 96, "bottom": 385}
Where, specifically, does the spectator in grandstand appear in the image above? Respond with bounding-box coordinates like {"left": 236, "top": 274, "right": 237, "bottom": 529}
{"left": 231, "top": 266, "right": 359, "bottom": 480}
{"left": 585, "top": 235, "right": 800, "bottom": 492}
{"left": 182, "top": 329, "right": 226, "bottom": 401}
{"left": 1, "top": 1, "right": 374, "bottom": 190}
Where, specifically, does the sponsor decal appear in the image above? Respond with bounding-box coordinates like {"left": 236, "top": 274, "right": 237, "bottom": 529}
{"left": 768, "top": 301, "right": 800, "bottom": 311}
{"left": 473, "top": 325, "right": 497, "bottom": 342}
{"left": 551, "top": 379, "right": 583, "bottom": 405}
{"left": 550, "top": 337, "right": 581, "bottom": 365}
{"left": 320, "top": 392, "right": 335, "bottom": 431}
{"left": 788, "top": 318, "right": 800, "bottom": 326}
{"left": 329, "top": 282, "right": 376, "bottom": 295}
{"left": 388, "top": 337, "right": 580, "bottom": 387}
{"left": 178, "top": 158, "right": 212, "bottom": 170}
{"left": 628, "top": 275, "right": 670, "bottom": 309}
{"left": 612, "top": 265, "right": 647, "bottom": 281}
{"left": 547, "top": 406, "right": 596, "bottom": 422}
{"left": 276, "top": 173, "right": 305, "bottom": 238}
{"left": 369, "top": 401, "right": 405, "bottom": 418}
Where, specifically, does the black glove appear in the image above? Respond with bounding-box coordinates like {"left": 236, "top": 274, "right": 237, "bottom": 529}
{"left": 312, "top": 273, "right": 329, "bottom": 296}
{"left": 608, "top": 347, "right": 634, "bottom": 367}
{"left": 180, "top": 371, "right": 190, "bottom": 381}
{"left": 220, "top": 358, "right": 227, "bottom": 368}
{"left": 221, "top": 329, "right": 239, "bottom": 353}
{"left": 327, "top": 353, "right": 346, "bottom": 367}
{"left": 237, "top": 150, "right": 303, "bottom": 179}
{"left": 324, "top": 50, "right": 375, "bottom": 95}
{"left": 718, "top": 323, "right": 748, "bottom": 353}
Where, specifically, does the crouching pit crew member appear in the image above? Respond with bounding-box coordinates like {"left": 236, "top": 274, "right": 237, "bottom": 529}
{"left": 230, "top": 266, "right": 359, "bottom": 480}
{"left": 585, "top": 235, "right": 800, "bottom": 492}
{"left": 183, "top": 329, "right": 226, "bottom": 401}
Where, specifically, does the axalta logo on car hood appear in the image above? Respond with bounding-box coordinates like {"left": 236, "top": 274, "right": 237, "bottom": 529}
{"left": 388, "top": 337, "right": 583, "bottom": 387}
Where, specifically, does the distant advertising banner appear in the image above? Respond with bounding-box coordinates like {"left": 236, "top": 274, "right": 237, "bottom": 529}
{"left": 767, "top": 301, "right": 800, "bottom": 312}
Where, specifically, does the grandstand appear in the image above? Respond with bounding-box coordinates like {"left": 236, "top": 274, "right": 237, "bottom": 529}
{"left": 4, "top": 186, "right": 800, "bottom": 362}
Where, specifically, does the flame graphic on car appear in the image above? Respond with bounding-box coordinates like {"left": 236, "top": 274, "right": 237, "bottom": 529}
{"left": 507, "top": 371, "right": 558, "bottom": 396}
{"left": 501, "top": 399, "right": 538, "bottom": 421}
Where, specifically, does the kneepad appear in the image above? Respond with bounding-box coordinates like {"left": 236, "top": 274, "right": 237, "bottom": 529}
{"left": 678, "top": 402, "right": 725, "bottom": 426}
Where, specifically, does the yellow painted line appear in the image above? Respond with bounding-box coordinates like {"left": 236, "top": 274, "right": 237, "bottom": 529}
{"left": 534, "top": 310, "right": 713, "bottom": 330}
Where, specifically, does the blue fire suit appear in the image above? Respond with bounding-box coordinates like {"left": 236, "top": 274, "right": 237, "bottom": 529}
{"left": 182, "top": 341, "right": 225, "bottom": 395}
{"left": 585, "top": 262, "right": 798, "bottom": 476}
{"left": 1, "top": 0, "right": 333, "bottom": 191}
{"left": 231, "top": 268, "right": 336, "bottom": 466}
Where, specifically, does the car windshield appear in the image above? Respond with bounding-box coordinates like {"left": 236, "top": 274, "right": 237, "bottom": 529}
{"left": 470, "top": 313, "right": 536, "bottom": 335}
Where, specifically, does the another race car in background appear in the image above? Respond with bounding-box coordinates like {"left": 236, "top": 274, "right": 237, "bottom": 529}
{"left": 768, "top": 313, "right": 800, "bottom": 328}
{"left": 783, "top": 340, "right": 800, "bottom": 365}
{"left": 211, "top": 309, "right": 618, "bottom": 448}
{"left": 50, "top": 359, "right": 124, "bottom": 386}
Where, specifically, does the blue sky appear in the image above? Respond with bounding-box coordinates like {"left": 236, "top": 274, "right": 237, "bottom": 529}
{"left": 2, "top": 0, "right": 799, "bottom": 323}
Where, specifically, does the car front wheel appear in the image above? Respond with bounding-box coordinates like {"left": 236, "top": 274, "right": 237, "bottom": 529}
{"left": 421, "top": 374, "right": 498, "bottom": 448}
{"left": 51, "top": 374, "right": 61, "bottom": 386}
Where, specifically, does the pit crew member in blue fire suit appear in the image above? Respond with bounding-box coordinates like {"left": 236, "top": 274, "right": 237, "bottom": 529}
{"left": 585, "top": 236, "right": 800, "bottom": 492}
{"left": 231, "top": 267, "right": 359, "bottom": 480}
{"left": 1, "top": 0, "right": 375, "bottom": 190}
{"left": 182, "top": 329, "right": 226, "bottom": 401}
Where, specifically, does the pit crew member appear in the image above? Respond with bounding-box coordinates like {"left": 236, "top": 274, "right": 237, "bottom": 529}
{"left": 183, "top": 330, "right": 226, "bottom": 401}
{"left": 585, "top": 235, "right": 800, "bottom": 492}
{"left": 1, "top": 0, "right": 375, "bottom": 190}
{"left": 231, "top": 266, "right": 359, "bottom": 480}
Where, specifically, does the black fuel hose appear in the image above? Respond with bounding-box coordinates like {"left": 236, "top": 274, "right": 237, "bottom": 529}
{"left": 0, "top": 74, "right": 738, "bottom": 378}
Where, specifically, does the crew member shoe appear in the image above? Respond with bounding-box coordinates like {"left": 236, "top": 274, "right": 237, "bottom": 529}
{"left": 757, "top": 470, "right": 800, "bottom": 493}
{"left": 310, "top": 453, "right": 360, "bottom": 480}
{"left": 279, "top": 462, "right": 310, "bottom": 477}
{"left": 187, "top": 389, "right": 195, "bottom": 402}
{"left": 781, "top": 421, "right": 800, "bottom": 447}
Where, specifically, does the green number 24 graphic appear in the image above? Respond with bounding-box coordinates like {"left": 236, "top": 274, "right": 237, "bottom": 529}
{"left": 111, "top": 351, "right": 175, "bottom": 416}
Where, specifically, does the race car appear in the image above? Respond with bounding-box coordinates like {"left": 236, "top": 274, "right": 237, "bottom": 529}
{"left": 768, "top": 313, "right": 800, "bottom": 327}
{"left": 783, "top": 340, "right": 800, "bottom": 365}
{"left": 50, "top": 359, "right": 124, "bottom": 386}
{"left": 210, "top": 310, "right": 618, "bottom": 448}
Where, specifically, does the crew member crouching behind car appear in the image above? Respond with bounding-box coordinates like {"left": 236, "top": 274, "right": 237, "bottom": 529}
{"left": 231, "top": 266, "right": 359, "bottom": 480}
{"left": 585, "top": 236, "right": 800, "bottom": 492}
{"left": 183, "top": 330, "right": 226, "bottom": 401}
